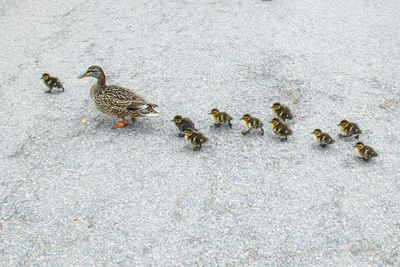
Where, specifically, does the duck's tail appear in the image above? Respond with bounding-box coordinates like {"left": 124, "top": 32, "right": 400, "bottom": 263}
{"left": 139, "top": 104, "right": 160, "bottom": 116}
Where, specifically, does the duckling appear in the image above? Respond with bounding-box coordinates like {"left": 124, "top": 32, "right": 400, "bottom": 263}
{"left": 270, "top": 118, "right": 292, "bottom": 140}
{"left": 184, "top": 128, "right": 208, "bottom": 150}
{"left": 354, "top": 142, "right": 378, "bottom": 161}
{"left": 41, "top": 73, "right": 64, "bottom": 93}
{"left": 210, "top": 108, "right": 232, "bottom": 128}
{"left": 338, "top": 119, "right": 362, "bottom": 138}
{"left": 312, "top": 129, "right": 335, "bottom": 147}
{"left": 271, "top": 102, "right": 292, "bottom": 121}
{"left": 78, "top": 66, "right": 159, "bottom": 128}
{"left": 172, "top": 115, "right": 197, "bottom": 137}
{"left": 241, "top": 114, "right": 264, "bottom": 136}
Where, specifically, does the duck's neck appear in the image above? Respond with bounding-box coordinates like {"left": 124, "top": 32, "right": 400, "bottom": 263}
{"left": 96, "top": 73, "right": 106, "bottom": 87}
{"left": 90, "top": 72, "right": 106, "bottom": 98}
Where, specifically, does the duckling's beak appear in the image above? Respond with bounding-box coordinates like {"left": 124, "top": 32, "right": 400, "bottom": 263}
{"left": 78, "top": 72, "right": 87, "bottom": 79}
{"left": 40, "top": 77, "right": 43, "bottom": 79}
{"left": 310, "top": 132, "right": 314, "bottom": 134}
{"left": 337, "top": 123, "right": 340, "bottom": 126}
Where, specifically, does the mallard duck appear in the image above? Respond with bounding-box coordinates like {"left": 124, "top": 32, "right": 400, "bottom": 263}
{"left": 173, "top": 115, "right": 197, "bottom": 137}
{"left": 354, "top": 142, "right": 378, "bottom": 161}
{"left": 338, "top": 119, "right": 362, "bottom": 138}
{"left": 184, "top": 128, "right": 208, "bottom": 150}
{"left": 210, "top": 108, "right": 232, "bottom": 128}
{"left": 41, "top": 73, "right": 64, "bottom": 93}
{"left": 271, "top": 102, "right": 292, "bottom": 121}
{"left": 241, "top": 114, "right": 264, "bottom": 135}
{"left": 270, "top": 118, "right": 292, "bottom": 140}
{"left": 78, "top": 66, "right": 159, "bottom": 128}
{"left": 312, "top": 128, "right": 335, "bottom": 147}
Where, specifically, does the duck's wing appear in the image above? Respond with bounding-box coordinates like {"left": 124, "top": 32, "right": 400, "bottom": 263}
{"left": 101, "top": 85, "right": 159, "bottom": 114}
{"left": 106, "top": 85, "right": 158, "bottom": 107}
{"left": 114, "top": 99, "right": 156, "bottom": 112}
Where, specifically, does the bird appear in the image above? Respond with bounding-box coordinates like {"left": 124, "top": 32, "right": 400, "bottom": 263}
{"left": 210, "top": 108, "right": 232, "bottom": 128}
{"left": 241, "top": 114, "right": 264, "bottom": 136}
{"left": 173, "top": 115, "right": 197, "bottom": 137}
{"left": 338, "top": 119, "right": 362, "bottom": 138}
{"left": 41, "top": 73, "right": 64, "bottom": 93}
{"left": 270, "top": 118, "right": 292, "bottom": 140}
{"left": 312, "top": 129, "right": 335, "bottom": 147}
{"left": 184, "top": 128, "right": 208, "bottom": 150}
{"left": 354, "top": 142, "right": 378, "bottom": 161}
{"left": 78, "top": 66, "right": 159, "bottom": 128}
{"left": 271, "top": 102, "right": 293, "bottom": 122}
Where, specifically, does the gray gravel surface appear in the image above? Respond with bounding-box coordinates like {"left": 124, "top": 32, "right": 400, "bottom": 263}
{"left": 1, "top": 0, "right": 400, "bottom": 265}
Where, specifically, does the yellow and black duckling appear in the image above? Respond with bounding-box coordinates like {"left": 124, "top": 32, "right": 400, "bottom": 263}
{"left": 210, "top": 108, "right": 232, "bottom": 128}
{"left": 78, "top": 66, "right": 159, "bottom": 128}
{"left": 270, "top": 118, "right": 292, "bottom": 140}
{"left": 354, "top": 142, "right": 378, "bottom": 161}
{"left": 338, "top": 119, "right": 362, "bottom": 138}
{"left": 271, "top": 102, "right": 293, "bottom": 121}
{"left": 41, "top": 73, "right": 64, "bottom": 93}
{"left": 312, "top": 129, "right": 335, "bottom": 147}
{"left": 173, "top": 115, "right": 197, "bottom": 137}
{"left": 241, "top": 114, "right": 264, "bottom": 136}
{"left": 184, "top": 128, "right": 208, "bottom": 150}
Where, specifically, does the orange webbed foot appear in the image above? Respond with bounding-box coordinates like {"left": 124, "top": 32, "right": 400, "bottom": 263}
{"left": 112, "top": 117, "right": 128, "bottom": 128}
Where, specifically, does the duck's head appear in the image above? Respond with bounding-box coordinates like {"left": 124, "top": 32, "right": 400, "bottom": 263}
{"left": 312, "top": 128, "right": 322, "bottom": 136}
{"left": 270, "top": 118, "right": 281, "bottom": 126}
{"left": 41, "top": 73, "right": 50, "bottom": 80}
{"left": 78, "top": 65, "right": 104, "bottom": 79}
{"left": 338, "top": 119, "right": 349, "bottom": 127}
{"left": 184, "top": 128, "right": 194, "bottom": 137}
{"left": 210, "top": 108, "right": 219, "bottom": 116}
{"left": 271, "top": 102, "right": 282, "bottom": 111}
{"left": 354, "top": 141, "right": 364, "bottom": 150}
{"left": 242, "top": 114, "right": 251, "bottom": 122}
{"left": 173, "top": 115, "right": 183, "bottom": 124}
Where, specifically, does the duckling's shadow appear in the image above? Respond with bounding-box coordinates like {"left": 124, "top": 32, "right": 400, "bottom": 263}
{"left": 310, "top": 143, "right": 334, "bottom": 152}
{"left": 208, "top": 124, "right": 233, "bottom": 134}
{"left": 44, "top": 90, "right": 64, "bottom": 95}
{"left": 183, "top": 144, "right": 209, "bottom": 153}
{"left": 354, "top": 156, "right": 378, "bottom": 166}
{"left": 336, "top": 134, "right": 359, "bottom": 143}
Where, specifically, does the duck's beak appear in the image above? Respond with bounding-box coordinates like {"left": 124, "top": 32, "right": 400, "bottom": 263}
{"left": 40, "top": 77, "right": 43, "bottom": 79}
{"left": 78, "top": 72, "right": 87, "bottom": 79}
{"left": 310, "top": 132, "right": 314, "bottom": 134}
{"left": 336, "top": 123, "right": 340, "bottom": 126}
